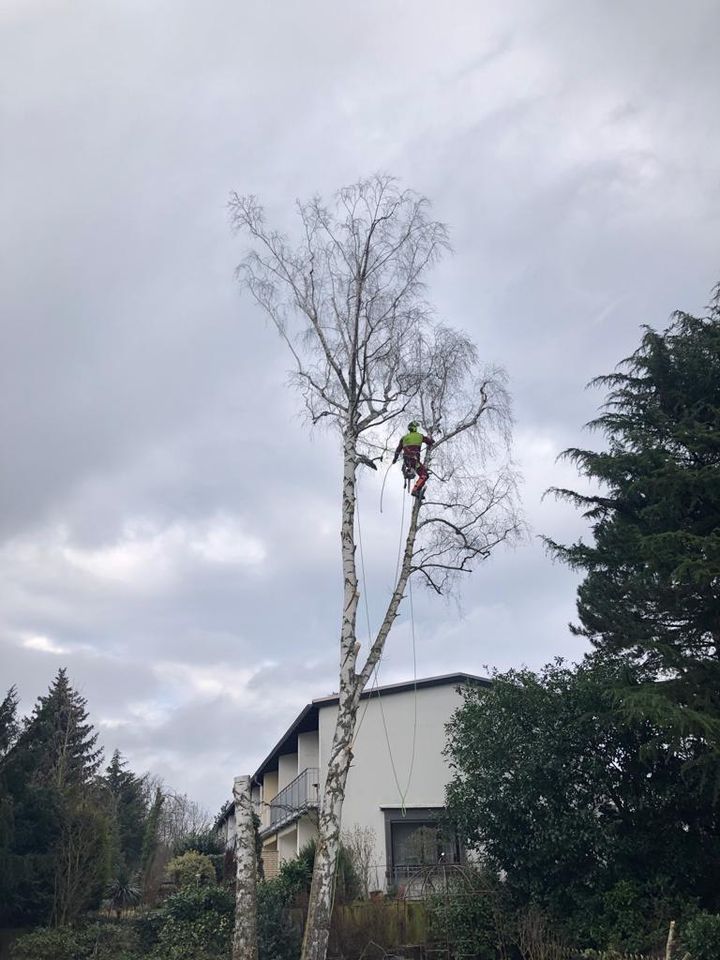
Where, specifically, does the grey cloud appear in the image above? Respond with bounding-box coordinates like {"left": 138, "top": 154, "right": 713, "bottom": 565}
{"left": 2, "top": 0, "right": 719, "bottom": 812}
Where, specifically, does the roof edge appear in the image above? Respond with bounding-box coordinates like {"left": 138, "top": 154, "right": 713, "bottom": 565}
{"left": 313, "top": 672, "right": 489, "bottom": 707}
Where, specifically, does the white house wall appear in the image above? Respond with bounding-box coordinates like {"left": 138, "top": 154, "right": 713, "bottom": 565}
{"left": 278, "top": 752, "right": 298, "bottom": 791}
{"left": 317, "top": 683, "right": 464, "bottom": 881}
{"left": 277, "top": 824, "right": 298, "bottom": 863}
{"left": 297, "top": 730, "right": 319, "bottom": 771}
{"left": 262, "top": 771, "right": 278, "bottom": 829}
{"left": 297, "top": 812, "right": 316, "bottom": 852}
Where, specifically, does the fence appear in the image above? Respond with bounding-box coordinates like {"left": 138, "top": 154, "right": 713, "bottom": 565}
{"left": 319, "top": 900, "right": 666, "bottom": 960}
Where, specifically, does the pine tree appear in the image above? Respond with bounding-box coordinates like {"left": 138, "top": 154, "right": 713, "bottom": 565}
{"left": 0, "top": 687, "right": 20, "bottom": 917}
{"left": 140, "top": 786, "right": 165, "bottom": 902}
{"left": 0, "top": 686, "right": 19, "bottom": 760}
{"left": 22, "top": 668, "right": 103, "bottom": 790}
{"left": 105, "top": 749, "right": 147, "bottom": 873}
{"left": 0, "top": 670, "right": 110, "bottom": 925}
{"left": 546, "top": 290, "right": 720, "bottom": 745}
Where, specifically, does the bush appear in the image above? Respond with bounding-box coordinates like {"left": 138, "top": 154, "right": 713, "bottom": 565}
{"left": 576, "top": 880, "right": 697, "bottom": 955}
{"left": 275, "top": 839, "right": 359, "bottom": 905}
{"left": 427, "top": 870, "right": 503, "bottom": 960}
{"left": 165, "top": 850, "right": 216, "bottom": 889}
{"left": 130, "top": 909, "right": 165, "bottom": 954}
{"left": 151, "top": 885, "right": 234, "bottom": 960}
{"left": 276, "top": 841, "right": 315, "bottom": 899}
{"left": 11, "top": 922, "right": 141, "bottom": 960}
{"left": 257, "top": 878, "right": 302, "bottom": 960}
{"left": 683, "top": 912, "right": 720, "bottom": 960}
{"left": 172, "top": 830, "right": 225, "bottom": 858}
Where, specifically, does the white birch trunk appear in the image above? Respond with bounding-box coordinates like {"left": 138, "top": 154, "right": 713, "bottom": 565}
{"left": 232, "top": 775, "right": 258, "bottom": 960}
{"left": 301, "top": 437, "right": 423, "bottom": 960}
{"left": 301, "top": 433, "right": 359, "bottom": 960}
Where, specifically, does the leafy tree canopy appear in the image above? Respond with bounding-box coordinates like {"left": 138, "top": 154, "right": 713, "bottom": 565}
{"left": 444, "top": 659, "right": 720, "bottom": 951}
{"left": 546, "top": 294, "right": 720, "bottom": 745}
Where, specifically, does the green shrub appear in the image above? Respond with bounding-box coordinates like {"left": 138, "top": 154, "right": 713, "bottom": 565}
{"left": 12, "top": 927, "right": 77, "bottom": 960}
{"left": 151, "top": 885, "right": 234, "bottom": 960}
{"left": 172, "top": 830, "right": 225, "bottom": 858}
{"left": 578, "top": 880, "right": 697, "bottom": 955}
{"left": 257, "top": 878, "right": 302, "bottom": 960}
{"left": 274, "top": 839, "right": 359, "bottom": 905}
{"left": 683, "top": 912, "right": 720, "bottom": 960}
{"left": 130, "top": 909, "right": 165, "bottom": 954}
{"left": 427, "top": 870, "right": 503, "bottom": 960}
{"left": 11, "top": 922, "right": 141, "bottom": 960}
{"left": 276, "top": 841, "right": 315, "bottom": 899}
{"left": 165, "top": 850, "right": 216, "bottom": 889}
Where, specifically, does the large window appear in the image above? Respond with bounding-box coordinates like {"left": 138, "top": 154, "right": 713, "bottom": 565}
{"left": 383, "top": 808, "right": 461, "bottom": 881}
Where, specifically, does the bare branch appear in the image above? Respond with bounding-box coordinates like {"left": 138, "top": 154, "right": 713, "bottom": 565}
{"left": 229, "top": 175, "right": 521, "bottom": 960}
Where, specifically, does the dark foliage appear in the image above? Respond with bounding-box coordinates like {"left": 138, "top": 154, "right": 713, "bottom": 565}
{"left": 0, "top": 670, "right": 111, "bottom": 926}
{"left": 546, "top": 295, "right": 720, "bottom": 750}
{"left": 682, "top": 912, "right": 720, "bottom": 960}
{"left": 444, "top": 659, "right": 720, "bottom": 952}
{"left": 11, "top": 921, "right": 142, "bottom": 960}
{"left": 0, "top": 671, "right": 154, "bottom": 928}
{"left": 105, "top": 750, "right": 148, "bottom": 873}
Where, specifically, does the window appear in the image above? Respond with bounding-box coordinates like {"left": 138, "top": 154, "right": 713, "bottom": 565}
{"left": 383, "top": 808, "right": 461, "bottom": 881}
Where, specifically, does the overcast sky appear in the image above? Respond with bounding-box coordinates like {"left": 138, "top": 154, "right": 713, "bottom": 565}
{"left": 2, "top": 0, "right": 719, "bottom": 814}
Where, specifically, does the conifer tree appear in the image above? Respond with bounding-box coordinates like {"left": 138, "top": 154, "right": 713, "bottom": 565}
{"left": 1, "top": 670, "right": 110, "bottom": 924}
{"left": 105, "top": 749, "right": 147, "bottom": 873}
{"left": 0, "top": 687, "right": 20, "bottom": 917}
{"left": 546, "top": 291, "right": 720, "bottom": 746}
{"left": 0, "top": 686, "right": 19, "bottom": 760}
{"left": 140, "top": 786, "right": 165, "bottom": 900}
{"left": 23, "top": 668, "right": 103, "bottom": 790}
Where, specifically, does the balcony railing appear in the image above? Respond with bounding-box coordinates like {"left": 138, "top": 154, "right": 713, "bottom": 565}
{"left": 265, "top": 767, "right": 320, "bottom": 832}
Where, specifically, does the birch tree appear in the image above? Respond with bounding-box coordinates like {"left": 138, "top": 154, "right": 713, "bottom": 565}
{"left": 230, "top": 175, "right": 520, "bottom": 960}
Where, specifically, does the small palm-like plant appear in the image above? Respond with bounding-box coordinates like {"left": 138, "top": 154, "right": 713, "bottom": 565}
{"left": 104, "top": 870, "right": 142, "bottom": 917}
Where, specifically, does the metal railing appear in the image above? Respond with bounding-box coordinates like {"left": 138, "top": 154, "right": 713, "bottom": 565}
{"left": 266, "top": 767, "right": 320, "bottom": 831}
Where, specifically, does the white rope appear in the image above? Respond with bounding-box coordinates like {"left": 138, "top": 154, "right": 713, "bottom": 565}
{"left": 379, "top": 461, "right": 393, "bottom": 514}
{"left": 353, "top": 478, "right": 419, "bottom": 815}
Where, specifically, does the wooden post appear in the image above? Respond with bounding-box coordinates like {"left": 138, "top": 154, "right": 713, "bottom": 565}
{"left": 232, "top": 775, "right": 258, "bottom": 960}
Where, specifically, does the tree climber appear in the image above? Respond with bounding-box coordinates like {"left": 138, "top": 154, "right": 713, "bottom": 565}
{"left": 393, "top": 421, "right": 434, "bottom": 497}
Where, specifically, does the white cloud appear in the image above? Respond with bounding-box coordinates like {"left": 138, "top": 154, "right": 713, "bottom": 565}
{"left": 13, "top": 516, "right": 270, "bottom": 590}
{"left": 22, "top": 633, "right": 68, "bottom": 655}
{"left": 189, "top": 516, "right": 266, "bottom": 566}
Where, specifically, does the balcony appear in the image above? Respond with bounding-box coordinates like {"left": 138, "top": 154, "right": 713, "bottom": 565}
{"left": 263, "top": 767, "right": 320, "bottom": 834}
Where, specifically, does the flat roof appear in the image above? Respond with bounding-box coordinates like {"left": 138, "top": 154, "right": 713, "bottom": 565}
{"left": 253, "top": 672, "right": 488, "bottom": 782}
{"left": 313, "top": 672, "right": 489, "bottom": 708}
{"left": 216, "top": 672, "right": 488, "bottom": 826}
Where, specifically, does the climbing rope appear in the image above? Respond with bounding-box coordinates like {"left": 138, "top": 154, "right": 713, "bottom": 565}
{"left": 353, "top": 478, "right": 419, "bottom": 814}
{"left": 379, "top": 461, "right": 393, "bottom": 514}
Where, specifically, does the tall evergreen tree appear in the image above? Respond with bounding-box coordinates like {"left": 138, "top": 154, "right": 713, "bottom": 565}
{"left": 546, "top": 291, "right": 720, "bottom": 744}
{"left": 0, "top": 687, "right": 20, "bottom": 916}
{"left": 105, "top": 749, "right": 147, "bottom": 873}
{"left": 22, "top": 668, "right": 103, "bottom": 790}
{"left": 141, "top": 786, "right": 165, "bottom": 901}
{"left": 0, "top": 686, "right": 19, "bottom": 760}
{"left": 0, "top": 670, "right": 110, "bottom": 925}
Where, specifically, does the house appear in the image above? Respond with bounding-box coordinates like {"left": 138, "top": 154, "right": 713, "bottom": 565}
{"left": 217, "top": 672, "right": 488, "bottom": 890}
